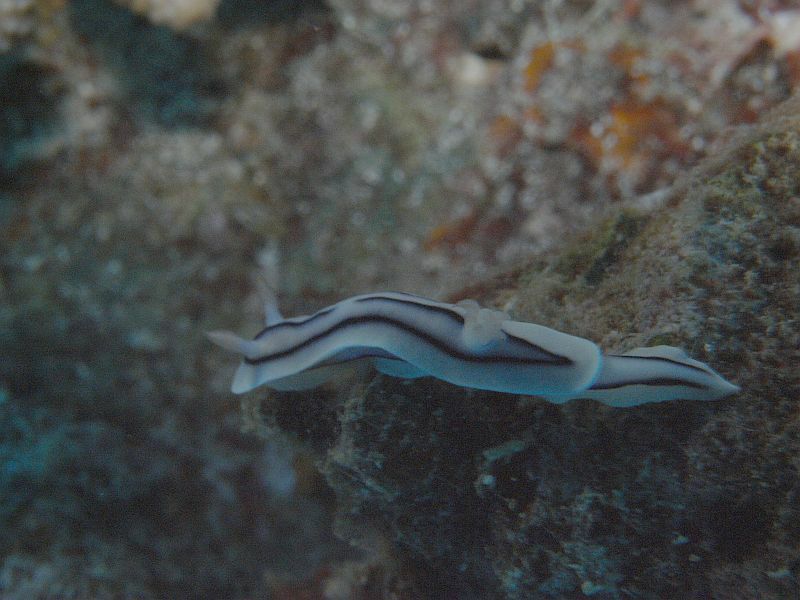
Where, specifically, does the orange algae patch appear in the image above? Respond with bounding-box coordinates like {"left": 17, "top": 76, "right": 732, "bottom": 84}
{"left": 524, "top": 40, "right": 588, "bottom": 93}
{"left": 487, "top": 114, "right": 523, "bottom": 157}
{"left": 572, "top": 99, "right": 688, "bottom": 175}
{"left": 524, "top": 42, "right": 556, "bottom": 92}
{"left": 618, "top": 0, "right": 642, "bottom": 21}
{"left": 785, "top": 49, "right": 800, "bottom": 89}
{"left": 424, "top": 210, "right": 480, "bottom": 251}
{"left": 522, "top": 105, "right": 544, "bottom": 124}
{"left": 609, "top": 43, "right": 649, "bottom": 87}
{"left": 425, "top": 208, "right": 516, "bottom": 254}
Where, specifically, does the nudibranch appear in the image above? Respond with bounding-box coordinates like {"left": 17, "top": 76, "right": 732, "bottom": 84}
{"left": 208, "top": 292, "right": 739, "bottom": 407}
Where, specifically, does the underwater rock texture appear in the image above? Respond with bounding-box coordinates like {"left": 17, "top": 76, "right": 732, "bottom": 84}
{"left": 2, "top": 0, "right": 799, "bottom": 597}
{"left": 310, "top": 100, "right": 800, "bottom": 598}
{"left": 0, "top": 122, "right": 361, "bottom": 596}
{"left": 0, "top": 0, "right": 35, "bottom": 52}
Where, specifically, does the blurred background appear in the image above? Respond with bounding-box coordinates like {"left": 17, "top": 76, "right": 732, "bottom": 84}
{"left": 1, "top": 0, "right": 797, "bottom": 597}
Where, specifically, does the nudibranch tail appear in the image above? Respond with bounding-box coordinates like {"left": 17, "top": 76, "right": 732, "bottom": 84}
{"left": 547, "top": 345, "right": 740, "bottom": 407}
{"left": 206, "top": 330, "right": 264, "bottom": 360}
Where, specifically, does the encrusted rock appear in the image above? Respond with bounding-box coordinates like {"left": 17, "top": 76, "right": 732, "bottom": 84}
{"left": 315, "top": 98, "right": 800, "bottom": 598}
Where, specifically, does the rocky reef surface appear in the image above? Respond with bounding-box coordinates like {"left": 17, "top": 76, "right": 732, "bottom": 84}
{"left": 315, "top": 101, "right": 800, "bottom": 598}
{"left": 1, "top": 0, "right": 798, "bottom": 597}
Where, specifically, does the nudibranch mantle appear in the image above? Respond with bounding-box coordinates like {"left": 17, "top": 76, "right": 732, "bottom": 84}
{"left": 208, "top": 292, "right": 739, "bottom": 407}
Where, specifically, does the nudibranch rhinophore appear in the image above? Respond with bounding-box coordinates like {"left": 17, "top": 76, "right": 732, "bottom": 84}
{"left": 208, "top": 292, "right": 739, "bottom": 407}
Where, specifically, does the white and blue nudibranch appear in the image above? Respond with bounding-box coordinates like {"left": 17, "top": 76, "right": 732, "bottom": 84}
{"left": 208, "top": 292, "right": 739, "bottom": 407}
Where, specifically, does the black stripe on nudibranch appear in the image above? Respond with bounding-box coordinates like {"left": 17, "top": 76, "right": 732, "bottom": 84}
{"left": 589, "top": 378, "right": 707, "bottom": 391}
{"left": 253, "top": 304, "right": 337, "bottom": 340}
{"left": 502, "top": 332, "right": 575, "bottom": 365}
{"left": 244, "top": 314, "right": 573, "bottom": 367}
{"left": 606, "top": 353, "right": 715, "bottom": 376}
{"left": 356, "top": 294, "right": 571, "bottom": 365}
{"left": 353, "top": 294, "right": 466, "bottom": 324}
